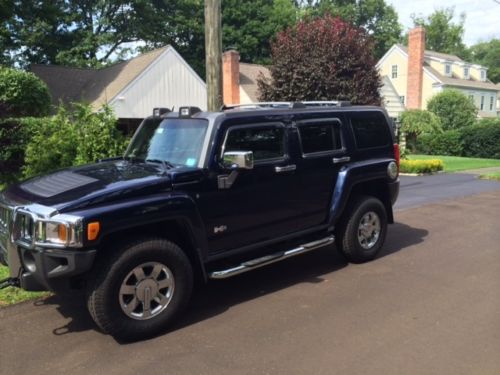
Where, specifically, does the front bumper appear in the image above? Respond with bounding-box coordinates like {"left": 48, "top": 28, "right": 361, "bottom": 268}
{"left": 17, "top": 246, "right": 96, "bottom": 291}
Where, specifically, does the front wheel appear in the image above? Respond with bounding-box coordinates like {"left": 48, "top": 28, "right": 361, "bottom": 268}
{"left": 336, "top": 196, "right": 388, "bottom": 263}
{"left": 86, "top": 238, "right": 193, "bottom": 341}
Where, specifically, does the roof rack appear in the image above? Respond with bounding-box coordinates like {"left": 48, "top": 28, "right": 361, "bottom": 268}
{"left": 221, "top": 100, "right": 351, "bottom": 111}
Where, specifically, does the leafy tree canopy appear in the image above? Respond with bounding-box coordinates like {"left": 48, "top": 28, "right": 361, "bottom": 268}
{"left": 408, "top": 7, "right": 470, "bottom": 60}
{"left": 469, "top": 39, "right": 500, "bottom": 83}
{"left": 427, "top": 89, "right": 477, "bottom": 131}
{"left": 258, "top": 15, "right": 381, "bottom": 105}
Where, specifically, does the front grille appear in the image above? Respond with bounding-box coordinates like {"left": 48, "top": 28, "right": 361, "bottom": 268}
{"left": 11, "top": 210, "right": 37, "bottom": 248}
{"left": 0, "top": 203, "right": 13, "bottom": 265}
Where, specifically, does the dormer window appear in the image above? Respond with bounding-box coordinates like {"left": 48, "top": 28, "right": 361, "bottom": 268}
{"left": 480, "top": 69, "right": 486, "bottom": 82}
{"left": 463, "top": 67, "right": 470, "bottom": 79}
{"left": 445, "top": 63, "right": 452, "bottom": 77}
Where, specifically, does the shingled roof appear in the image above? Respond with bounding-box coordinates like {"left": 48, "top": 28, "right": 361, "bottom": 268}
{"left": 31, "top": 47, "right": 168, "bottom": 109}
{"left": 239, "top": 62, "right": 271, "bottom": 102}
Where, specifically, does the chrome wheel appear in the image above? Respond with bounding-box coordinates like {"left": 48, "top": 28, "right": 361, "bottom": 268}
{"left": 119, "top": 261, "right": 175, "bottom": 320}
{"left": 357, "top": 211, "right": 381, "bottom": 250}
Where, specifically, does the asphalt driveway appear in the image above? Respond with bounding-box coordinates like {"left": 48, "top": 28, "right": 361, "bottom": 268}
{"left": 0, "top": 178, "right": 499, "bottom": 375}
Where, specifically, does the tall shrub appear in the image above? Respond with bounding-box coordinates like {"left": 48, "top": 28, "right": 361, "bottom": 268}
{"left": 400, "top": 109, "right": 442, "bottom": 152}
{"left": 427, "top": 89, "right": 477, "bottom": 130}
{"left": 257, "top": 15, "right": 382, "bottom": 105}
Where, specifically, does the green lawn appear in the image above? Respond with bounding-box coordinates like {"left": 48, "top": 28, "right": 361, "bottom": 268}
{"left": 0, "top": 265, "right": 50, "bottom": 306}
{"left": 408, "top": 155, "right": 500, "bottom": 172}
{"left": 479, "top": 172, "right": 500, "bottom": 181}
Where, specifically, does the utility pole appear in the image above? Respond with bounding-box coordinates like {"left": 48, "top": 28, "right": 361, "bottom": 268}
{"left": 205, "top": 0, "right": 223, "bottom": 111}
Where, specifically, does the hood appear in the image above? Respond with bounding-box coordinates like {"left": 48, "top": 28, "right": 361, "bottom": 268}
{"left": 4, "top": 160, "right": 174, "bottom": 211}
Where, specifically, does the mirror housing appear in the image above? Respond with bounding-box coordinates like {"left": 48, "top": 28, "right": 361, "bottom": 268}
{"left": 223, "top": 151, "right": 254, "bottom": 170}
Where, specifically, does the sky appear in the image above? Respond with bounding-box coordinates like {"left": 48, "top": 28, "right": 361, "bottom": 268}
{"left": 386, "top": 0, "right": 500, "bottom": 46}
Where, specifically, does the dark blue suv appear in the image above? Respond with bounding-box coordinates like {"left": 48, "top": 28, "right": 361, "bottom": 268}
{"left": 0, "top": 101, "right": 399, "bottom": 340}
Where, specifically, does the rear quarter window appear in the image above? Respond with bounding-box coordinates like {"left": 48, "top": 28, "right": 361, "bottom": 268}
{"left": 350, "top": 112, "right": 391, "bottom": 149}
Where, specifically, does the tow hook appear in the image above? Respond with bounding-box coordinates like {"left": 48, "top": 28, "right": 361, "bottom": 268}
{"left": 0, "top": 277, "right": 19, "bottom": 289}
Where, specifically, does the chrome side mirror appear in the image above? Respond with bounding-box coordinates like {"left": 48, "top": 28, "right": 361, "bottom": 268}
{"left": 223, "top": 151, "right": 254, "bottom": 170}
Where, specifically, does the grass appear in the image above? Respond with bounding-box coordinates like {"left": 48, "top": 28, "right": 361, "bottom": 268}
{"left": 0, "top": 265, "right": 50, "bottom": 306}
{"left": 479, "top": 172, "right": 500, "bottom": 181}
{"left": 408, "top": 155, "right": 500, "bottom": 173}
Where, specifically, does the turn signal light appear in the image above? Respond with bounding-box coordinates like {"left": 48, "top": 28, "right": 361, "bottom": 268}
{"left": 58, "top": 224, "right": 68, "bottom": 242}
{"left": 87, "top": 222, "right": 100, "bottom": 241}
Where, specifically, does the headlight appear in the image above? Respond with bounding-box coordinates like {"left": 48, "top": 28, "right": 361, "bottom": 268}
{"left": 35, "top": 214, "right": 83, "bottom": 247}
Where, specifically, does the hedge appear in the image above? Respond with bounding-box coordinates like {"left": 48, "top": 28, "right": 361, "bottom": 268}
{"left": 416, "top": 120, "right": 500, "bottom": 159}
{"left": 400, "top": 159, "right": 444, "bottom": 174}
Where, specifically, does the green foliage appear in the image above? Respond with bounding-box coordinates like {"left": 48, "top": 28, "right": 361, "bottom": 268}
{"left": 0, "top": 265, "right": 50, "bottom": 306}
{"left": 417, "top": 130, "right": 463, "bottom": 156}
{"left": 23, "top": 104, "right": 127, "bottom": 178}
{"left": 0, "top": 67, "right": 51, "bottom": 117}
{"left": 258, "top": 15, "right": 382, "bottom": 105}
{"left": 409, "top": 7, "right": 469, "bottom": 60}
{"left": 400, "top": 109, "right": 442, "bottom": 152}
{"left": 400, "top": 159, "right": 444, "bottom": 174}
{"left": 0, "top": 117, "right": 38, "bottom": 184}
{"left": 302, "top": 0, "right": 402, "bottom": 59}
{"left": 417, "top": 120, "right": 500, "bottom": 159}
{"left": 427, "top": 89, "right": 477, "bottom": 131}
{"left": 469, "top": 39, "right": 500, "bottom": 83}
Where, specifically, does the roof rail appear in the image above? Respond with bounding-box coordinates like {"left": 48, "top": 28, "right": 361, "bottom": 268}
{"left": 221, "top": 101, "right": 351, "bottom": 111}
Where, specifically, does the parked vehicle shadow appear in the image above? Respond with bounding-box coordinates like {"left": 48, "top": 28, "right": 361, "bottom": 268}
{"left": 34, "top": 221, "right": 428, "bottom": 342}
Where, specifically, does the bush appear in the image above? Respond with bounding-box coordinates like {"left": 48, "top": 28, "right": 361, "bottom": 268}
{"left": 0, "top": 67, "right": 51, "bottom": 117}
{"left": 258, "top": 15, "right": 381, "bottom": 105}
{"left": 400, "top": 159, "right": 444, "bottom": 174}
{"left": 400, "top": 109, "right": 442, "bottom": 152}
{"left": 460, "top": 122, "right": 500, "bottom": 159}
{"left": 417, "top": 130, "right": 463, "bottom": 156}
{"left": 23, "top": 104, "right": 128, "bottom": 178}
{"left": 427, "top": 89, "right": 477, "bottom": 131}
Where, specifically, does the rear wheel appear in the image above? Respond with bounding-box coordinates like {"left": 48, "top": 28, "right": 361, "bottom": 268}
{"left": 336, "top": 196, "right": 387, "bottom": 263}
{"left": 86, "top": 238, "right": 193, "bottom": 341}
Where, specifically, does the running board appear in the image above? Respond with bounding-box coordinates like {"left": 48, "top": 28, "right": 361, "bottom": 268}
{"left": 209, "top": 236, "right": 335, "bottom": 279}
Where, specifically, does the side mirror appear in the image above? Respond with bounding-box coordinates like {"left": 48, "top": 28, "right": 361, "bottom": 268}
{"left": 223, "top": 151, "right": 254, "bottom": 170}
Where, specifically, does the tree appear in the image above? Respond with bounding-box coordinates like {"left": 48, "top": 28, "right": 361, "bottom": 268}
{"left": 469, "top": 39, "right": 500, "bottom": 83}
{"left": 427, "top": 89, "right": 477, "bottom": 131}
{"left": 0, "top": 67, "right": 51, "bottom": 117}
{"left": 301, "top": 0, "right": 402, "bottom": 59}
{"left": 258, "top": 15, "right": 382, "bottom": 105}
{"left": 400, "top": 109, "right": 442, "bottom": 152}
{"left": 409, "top": 8, "right": 470, "bottom": 60}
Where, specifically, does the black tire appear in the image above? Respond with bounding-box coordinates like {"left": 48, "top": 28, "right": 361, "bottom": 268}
{"left": 336, "top": 196, "right": 387, "bottom": 264}
{"left": 86, "top": 237, "right": 193, "bottom": 341}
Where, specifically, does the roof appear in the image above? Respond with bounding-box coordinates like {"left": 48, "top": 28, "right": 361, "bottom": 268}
{"left": 397, "top": 44, "right": 463, "bottom": 63}
{"left": 31, "top": 47, "right": 168, "bottom": 108}
{"left": 239, "top": 63, "right": 271, "bottom": 102}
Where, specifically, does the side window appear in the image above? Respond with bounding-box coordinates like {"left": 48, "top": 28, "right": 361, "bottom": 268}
{"left": 224, "top": 125, "right": 285, "bottom": 162}
{"left": 350, "top": 112, "right": 391, "bottom": 149}
{"left": 298, "top": 120, "right": 342, "bottom": 155}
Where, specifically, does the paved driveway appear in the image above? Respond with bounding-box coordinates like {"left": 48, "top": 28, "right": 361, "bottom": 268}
{"left": 0, "top": 179, "right": 499, "bottom": 375}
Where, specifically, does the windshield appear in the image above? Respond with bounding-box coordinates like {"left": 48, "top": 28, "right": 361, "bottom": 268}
{"left": 125, "top": 118, "right": 209, "bottom": 167}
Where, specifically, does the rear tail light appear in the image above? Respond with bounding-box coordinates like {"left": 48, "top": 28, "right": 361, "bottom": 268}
{"left": 393, "top": 143, "right": 400, "bottom": 169}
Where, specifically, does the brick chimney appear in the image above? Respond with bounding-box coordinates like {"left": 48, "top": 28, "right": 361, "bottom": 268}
{"left": 406, "top": 26, "right": 425, "bottom": 109}
{"left": 223, "top": 50, "right": 240, "bottom": 105}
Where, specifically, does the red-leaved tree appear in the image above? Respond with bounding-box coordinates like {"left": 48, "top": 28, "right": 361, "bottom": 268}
{"left": 258, "top": 15, "right": 382, "bottom": 105}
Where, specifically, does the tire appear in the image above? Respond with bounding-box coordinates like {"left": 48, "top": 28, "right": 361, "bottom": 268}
{"left": 336, "top": 196, "right": 387, "bottom": 264}
{"left": 86, "top": 237, "right": 193, "bottom": 341}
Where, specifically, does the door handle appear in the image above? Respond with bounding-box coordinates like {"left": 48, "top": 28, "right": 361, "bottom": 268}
{"left": 332, "top": 156, "right": 350, "bottom": 164}
{"left": 275, "top": 164, "right": 296, "bottom": 173}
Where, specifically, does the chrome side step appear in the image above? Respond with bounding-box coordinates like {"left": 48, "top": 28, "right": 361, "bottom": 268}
{"left": 209, "top": 236, "right": 334, "bottom": 279}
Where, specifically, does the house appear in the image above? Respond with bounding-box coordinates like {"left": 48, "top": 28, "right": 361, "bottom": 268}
{"left": 31, "top": 46, "right": 207, "bottom": 131}
{"left": 222, "top": 49, "right": 271, "bottom": 105}
{"left": 377, "top": 27, "right": 499, "bottom": 118}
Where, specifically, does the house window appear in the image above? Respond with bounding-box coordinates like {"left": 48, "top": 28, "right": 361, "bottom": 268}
{"left": 391, "top": 65, "right": 398, "bottom": 79}
{"left": 399, "top": 96, "right": 405, "bottom": 104}
{"left": 480, "top": 70, "right": 486, "bottom": 81}
{"left": 490, "top": 96, "right": 494, "bottom": 111}
{"left": 480, "top": 96, "right": 485, "bottom": 110}
{"left": 463, "top": 67, "right": 470, "bottom": 79}
{"left": 445, "top": 64, "right": 452, "bottom": 76}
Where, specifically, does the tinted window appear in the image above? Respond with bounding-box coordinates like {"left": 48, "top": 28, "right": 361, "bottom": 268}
{"left": 299, "top": 121, "right": 342, "bottom": 154}
{"left": 350, "top": 112, "right": 391, "bottom": 149}
{"left": 224, "top": 126, "right": 285, "bottom": 161}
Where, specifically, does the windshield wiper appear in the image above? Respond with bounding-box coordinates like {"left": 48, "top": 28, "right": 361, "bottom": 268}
{"left": 145, "top": 158, "right": 175, "bottom": 170}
